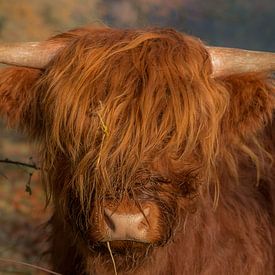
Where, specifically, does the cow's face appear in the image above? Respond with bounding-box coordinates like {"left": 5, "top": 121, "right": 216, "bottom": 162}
{"left": 19, "top": 29, "right": 223, "bottom": 267}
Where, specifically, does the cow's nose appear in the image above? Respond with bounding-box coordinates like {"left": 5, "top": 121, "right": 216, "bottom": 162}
{"left": 103, "top": 207, "right": 150, "bottom": 242}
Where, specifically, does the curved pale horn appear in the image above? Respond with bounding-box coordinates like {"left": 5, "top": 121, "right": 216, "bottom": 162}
{"left": 207, "top": 47, "right": 275, "bottom": 77}
{"left": 1, "top": 41, "right": 275, "bottom": 76}
{"left": 0, "top": 42, "right": 64, "bottom": 69}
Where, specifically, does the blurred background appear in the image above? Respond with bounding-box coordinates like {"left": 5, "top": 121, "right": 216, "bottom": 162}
{"left": 1, "top": 0, "right": 275, "bottom": 49}
{"left": 0, "top": 0, "right": 274, "bottom": 274}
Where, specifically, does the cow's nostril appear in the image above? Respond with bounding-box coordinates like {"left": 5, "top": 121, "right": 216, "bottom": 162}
{"left": 104, "top": 210, "right": 116, "bottom": 231}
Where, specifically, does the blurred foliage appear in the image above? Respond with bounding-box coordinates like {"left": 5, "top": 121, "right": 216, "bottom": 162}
{"left": 0, "top": 0, "right": 100, "bottom": 41}
{"left": 0, "top": 0, "right": 274, "bottom": 50}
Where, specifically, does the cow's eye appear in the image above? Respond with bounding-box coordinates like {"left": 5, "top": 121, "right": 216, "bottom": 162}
{"left": 177, "top": 176, "right": 200, "bottom": 198}
{"left": 150, "top": 175, "right": 171, "bottom": 185}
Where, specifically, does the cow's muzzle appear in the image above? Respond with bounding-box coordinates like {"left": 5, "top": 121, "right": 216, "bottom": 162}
{"left": 98, "top": 200, "right": 161, "bottom": 244}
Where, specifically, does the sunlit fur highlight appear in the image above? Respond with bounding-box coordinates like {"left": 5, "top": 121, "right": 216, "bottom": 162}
{"left": 0, "top": 27, "right": 274, "bottom": 274}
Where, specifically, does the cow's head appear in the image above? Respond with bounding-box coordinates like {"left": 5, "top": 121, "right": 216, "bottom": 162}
{"left": 0, "top": 27, "right": 274, "bottom": 270}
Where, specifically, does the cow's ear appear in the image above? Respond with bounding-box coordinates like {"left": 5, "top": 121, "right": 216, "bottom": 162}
{"left": 221, "top": 73, "right": 275, "bottom": 136}
{"left": 0, "top": 66, "right": 41, "bottom": 132}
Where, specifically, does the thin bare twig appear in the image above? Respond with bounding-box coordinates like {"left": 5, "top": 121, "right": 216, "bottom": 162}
{"left": 0, "top": 159, "right": 40, "bottom": 170}
{"left": 0, "top": 257, "right": 61, "bottom": 275}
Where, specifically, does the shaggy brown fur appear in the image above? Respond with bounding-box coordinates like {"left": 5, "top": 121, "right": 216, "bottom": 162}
{"left": 0, "top": 27, "right": 274, "bottom": 274}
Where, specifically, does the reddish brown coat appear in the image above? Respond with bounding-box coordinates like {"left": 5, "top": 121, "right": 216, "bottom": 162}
{"left": 0, "top": 27, "right": 274, "bottom": 274}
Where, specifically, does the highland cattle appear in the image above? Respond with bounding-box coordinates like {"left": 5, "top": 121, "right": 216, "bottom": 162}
{"left": 0, "top": 27, "right": 275, "bottom": 274}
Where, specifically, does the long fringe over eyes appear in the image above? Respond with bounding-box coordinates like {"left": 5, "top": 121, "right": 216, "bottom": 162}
{"left": 31, "top": 27, "right": 273, "bottom": 213}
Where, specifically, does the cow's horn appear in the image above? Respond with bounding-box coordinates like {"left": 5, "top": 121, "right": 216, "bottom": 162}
{"left": 0, "top": 42, "right": 64, "bottom": 69}
{"left": 207, "top": 46, "right": 275, "bottom": 77}
{"left": 1, "top": 42, "right": 275, "bottom": 76}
